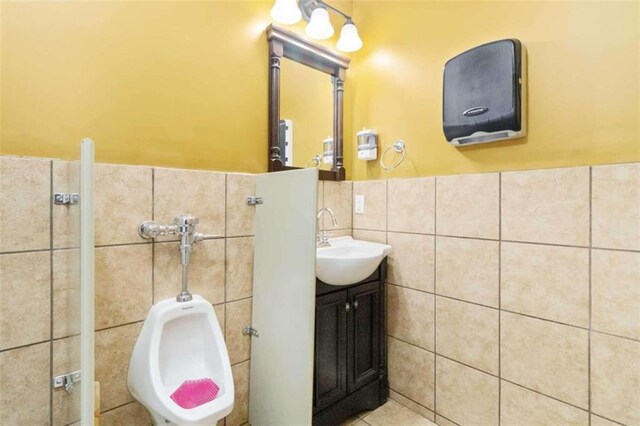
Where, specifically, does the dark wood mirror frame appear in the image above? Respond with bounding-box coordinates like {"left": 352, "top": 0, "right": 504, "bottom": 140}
{"left": 266, "top": 24, "right": 350, "bottom": 181}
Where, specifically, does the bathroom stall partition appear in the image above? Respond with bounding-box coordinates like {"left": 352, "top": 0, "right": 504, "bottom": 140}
{"left": 249, "top": 168, "right": 318, "bottom": 425}
{"left": 51, "top": 139, "right": 95, "bottom": 425}
{"left": 79, "top": 139, "right": 95, "bottom": 425}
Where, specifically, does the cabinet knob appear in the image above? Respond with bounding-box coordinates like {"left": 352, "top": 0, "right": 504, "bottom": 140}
{"left": 345, "top": 302, "right": 350, "bottom": 312}
{"left": 354, "top": 300, "right": 359, "bottom": 310}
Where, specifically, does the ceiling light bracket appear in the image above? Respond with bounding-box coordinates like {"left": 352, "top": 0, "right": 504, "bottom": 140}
{"left": 299, "top": 0, "right": 351, "bottom": 22}
{"left": 299, "top": 0, "right": 321, "bottom": 21}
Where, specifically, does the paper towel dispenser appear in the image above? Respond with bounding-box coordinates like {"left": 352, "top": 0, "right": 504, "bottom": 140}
{"left": 443, "top": 39, "right": 527, "bottom": 146}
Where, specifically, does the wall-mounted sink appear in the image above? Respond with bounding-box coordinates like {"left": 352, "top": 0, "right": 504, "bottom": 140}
{"left": 316, "top": 237, "right": 392, "bottom": 286}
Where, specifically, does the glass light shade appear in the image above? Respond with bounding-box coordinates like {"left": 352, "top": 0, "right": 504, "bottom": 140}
{"left": 336, "top": 21, "right": 363, "bottom": 52}
{"left": 305, "top": 7, "right": 334, "bottom": 40}
{"left": 270, "top": 0, "right": 302, "bottom": 25}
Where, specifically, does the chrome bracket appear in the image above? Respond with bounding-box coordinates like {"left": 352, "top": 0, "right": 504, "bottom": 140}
{"left": 53, "top": 370, "right": 81, "bottom": 394}
{"left": 53, "top": 193, "right": 79, "bottom": 205}
{"left": 246, "top": 196, "right": 263, "bottom": 206}
{"left": 242, "top": 326, "right": 259, "bottom": 338}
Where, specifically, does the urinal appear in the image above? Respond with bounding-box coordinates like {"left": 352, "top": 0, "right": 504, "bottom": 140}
{"left": 128, "top": 295, "right": 234, "bottom": 426}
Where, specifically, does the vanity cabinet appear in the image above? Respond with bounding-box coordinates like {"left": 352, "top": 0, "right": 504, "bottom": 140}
{"left": 312, "top": 260, "right": 388, "bottom": 425}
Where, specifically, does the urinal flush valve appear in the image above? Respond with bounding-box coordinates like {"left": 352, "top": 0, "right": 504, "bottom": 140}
{"left": 138, "top": 215, "right": 221, "bottom": 302}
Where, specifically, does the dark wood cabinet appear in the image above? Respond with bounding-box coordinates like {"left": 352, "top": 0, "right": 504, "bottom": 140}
{"left": 314, "top": 290, "right": 348, "bottom": 412}
{"left": 313, "top": 260, "right": 388, "bottom": 425}
{"left": 348, "top": 281, "right": 380, "bottom": 393}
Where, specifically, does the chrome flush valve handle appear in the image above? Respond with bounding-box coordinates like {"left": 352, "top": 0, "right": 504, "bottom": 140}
{"left": 138, "top": 221, "right": 177, "bottom": 239}
{"left": 174, "top": 214, "right": 199, "bottom": 230}
{"left": 137, "top": 215, "right": 222, "bottom": 303}
{"left": 138, "top": 214, "right": 217, "bottom": 303}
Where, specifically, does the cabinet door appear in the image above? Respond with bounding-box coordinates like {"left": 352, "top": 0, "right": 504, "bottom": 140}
{"left": 314, "top": 290, "right": 349, "bottom": 413}
{"left": 348, "top": 282, "right": 380, "bottom": 393}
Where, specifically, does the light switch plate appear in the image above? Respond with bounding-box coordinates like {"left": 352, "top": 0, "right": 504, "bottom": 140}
{"left": 354, "top": 195, "right": 365, "bottom": 214}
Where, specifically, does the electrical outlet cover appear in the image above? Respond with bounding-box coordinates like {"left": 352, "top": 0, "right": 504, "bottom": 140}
{"left": 354, "top": 195, "right": 365, "bottom": 214}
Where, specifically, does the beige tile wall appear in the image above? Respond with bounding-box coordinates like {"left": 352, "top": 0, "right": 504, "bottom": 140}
{"left": 352, "top": 163, "right": 640, "bottom": 426}
{"left": 2, "top": 156, "right": 636, "bottom": 426}
{"left": 0, "top": 157, "right": 259, "bottom": 426}
{"left": 0, "top": 156, "right": 354, "bottom": 426}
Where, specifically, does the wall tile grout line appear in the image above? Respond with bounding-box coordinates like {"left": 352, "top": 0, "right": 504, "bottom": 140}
{"left": 95, "top": 319, "right": 144, "bottom": 334}
{"left": 0, "top": 339, "right": 53, "bottom": 354}
{"left": 588, "top": 412, "right": 629, "bottom": 426}
{"left": 52, "top": 332, "right": 81, "bottom": 342}
{"left": 500, "top": 377, "right": 591, "bottom": 415}
{"left": 0, "top": 240, "right": 226, "bottom": 254}
{"left": 5, "top": 237, "right": 292, "bottom": 253}
{"left": 387, "top": 334, "right": 437, "bottom": 358}
{"left": 0, "top": 247, "right": 52, "bottom": 255}
{"left": 231, "top": 358, "right": 251, "bottom": 367}
{"left": 352, "top": 228, "right": 640, "bottom": 254}
{"left": 98, "top": 400, "right": 137, "bottom": 415}
{"left": 436, "top": 412, "right": 461, "bottom": 426}
{"left": 499, "top": 309, "right": 599, "bottom": 336}
{"left": 587, "top": 245, "right": 640, "bottom": 254}
{"left": 389, "top": 387, "right": 436, "bottom": 418}
{"left": 226, "top": 295, "right": 254, "bottom": 304}
{"left": 94, "top": 241, "right": 153, "bottom": 249}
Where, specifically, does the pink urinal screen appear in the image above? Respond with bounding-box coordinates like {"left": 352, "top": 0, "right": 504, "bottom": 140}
{"left": 170, "top": 378, "right": 220, "bottom": 409}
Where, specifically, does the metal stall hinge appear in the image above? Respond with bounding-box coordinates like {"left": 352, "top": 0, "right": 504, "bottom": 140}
{"left": 246, "top": 196, "right": 263, "bottom": 205}
{"left": 242, "top": 326, "right": 259, "bottom": 338}
{"left": 53, "top": 193, "right": 79, "bottom": 205}
{"left": 53, "top": 370, "right": 81, "bottom": 394}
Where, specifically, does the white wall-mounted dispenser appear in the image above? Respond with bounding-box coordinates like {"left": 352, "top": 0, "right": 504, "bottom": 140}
{"left": 279, "top": 119, "right": 294, "bottom": 166}
{"left": 443, "top": 39, "right": 527, "bottom": 147}
{"left": 322, "top": 136, "right": 333, "bottom": 164}
{"left": 357, "top": 128, "right": 378, "bottom": 160}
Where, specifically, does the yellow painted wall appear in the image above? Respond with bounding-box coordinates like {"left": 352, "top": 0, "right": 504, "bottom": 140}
{"left": 350, "top": 1, "right": 639, "bottom": 180}
{"left": 2, "top": 1, "right": 637, "bottom": 178}
{"left": 0, "top": 0, "right": 352, "bottom": 174}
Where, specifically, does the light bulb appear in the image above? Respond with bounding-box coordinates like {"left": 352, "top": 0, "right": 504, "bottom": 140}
{"left": 337, "top": 20, "right": 363, "bottom": 52}
{"left": 305, "top": 6, "right": 334, "bottom": 40}
{"left": 270, "top": 0, "right": 302, "bottom": 25}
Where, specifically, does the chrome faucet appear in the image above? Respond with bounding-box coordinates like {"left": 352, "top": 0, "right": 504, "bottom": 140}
{"left": 317, "top": 208, "right": 338, "bottom": 247}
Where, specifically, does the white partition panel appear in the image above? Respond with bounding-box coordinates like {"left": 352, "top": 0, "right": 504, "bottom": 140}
{"left": 80, "top": 139, "right": 95, "bottom": 425}
{"left": 249, "top": 168, "right": 318, "bottom": 426}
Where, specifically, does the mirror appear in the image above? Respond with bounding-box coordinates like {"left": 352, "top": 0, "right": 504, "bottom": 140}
{"left": 267, "top": 24, "right": 350, "bottom": 180}
{"left": 280, "top": 60, "right": 333, "bottom": 170}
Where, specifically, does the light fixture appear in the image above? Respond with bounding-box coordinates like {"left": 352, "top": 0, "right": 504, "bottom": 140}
{"left": 270, "top": 0, "right": 363, "bottom": 52}
{"left": 305, "top": 6, "right": 334, "bottom": 40}
{"left": 336, "top": 19, "right": 363, "bottom": 53}
{"left": 270, "top": 0, "right": 302, "bottom": 25}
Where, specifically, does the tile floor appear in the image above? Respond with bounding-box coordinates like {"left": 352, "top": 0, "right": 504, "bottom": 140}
{"left": 341, "top": 400, "right": 436, "bottom": 426}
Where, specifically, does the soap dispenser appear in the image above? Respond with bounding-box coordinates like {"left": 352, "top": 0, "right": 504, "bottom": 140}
{"left": 357, "top": 128, "right": 378, "bottom": 160}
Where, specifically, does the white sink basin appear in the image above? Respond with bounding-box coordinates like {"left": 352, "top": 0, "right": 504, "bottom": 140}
{"left": 316, "top": 236, "right": 392, "bottom": 286}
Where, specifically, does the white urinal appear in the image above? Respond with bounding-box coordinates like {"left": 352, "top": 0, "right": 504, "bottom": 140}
{"left": 128, "top": 295, "right": 234, "bottom": 425}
